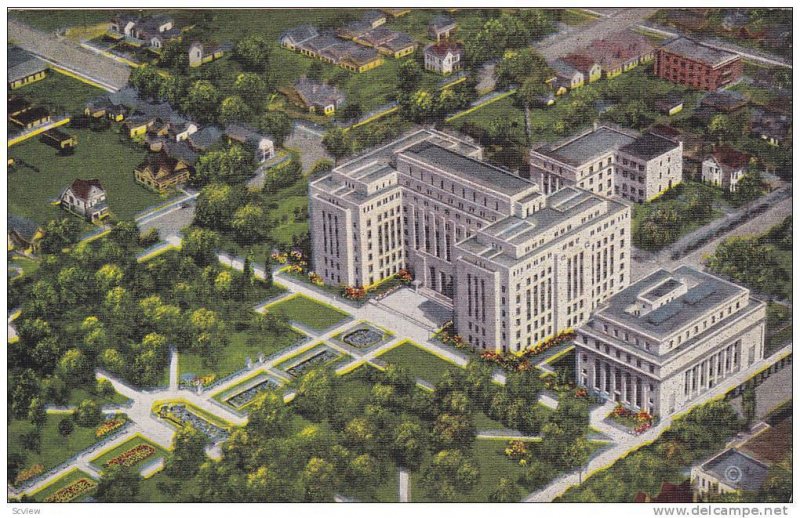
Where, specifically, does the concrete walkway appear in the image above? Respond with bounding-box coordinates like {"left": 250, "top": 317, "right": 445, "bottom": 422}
{"left": 523, "top": 343, "right": 792, "bottom": 502}
{"left": 398, "top": 468, "right": 409, "bottom": 503}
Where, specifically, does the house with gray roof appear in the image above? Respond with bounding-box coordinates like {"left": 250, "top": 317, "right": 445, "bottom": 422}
{"left": 428, "top": 14, "right": 457, "bottom": 41}
{"left": 293, "top": 78, "right": 346, "bottom": 116}
{"left": 224, "top": 124, "right": 275, "bottom": 163}
{"left": 8, "top": 46, "right": 48, "bottom": 90}
{"left": 692, "top": 449, "right": 769, "bottom": 496}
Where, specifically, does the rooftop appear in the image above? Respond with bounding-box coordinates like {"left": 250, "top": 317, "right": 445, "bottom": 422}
{"left": 595, "top": 266, "right": 748, "bottom": 339}
{"left": 619, "top": 133, "right": 680, "bottom": 161}
{"left": 660, "top": 37, "right": 740, "bottom": 68}
{"left": 701, "top": 449, "right": 770, "bottom": 492}
{"left": 541, "top": 126, "right": 636, "bottom": 166}
{"left": 8, "top": 46, "right": 48, "bottom": 83}
{"left": 400, "top": 140, "right": 533, "bottom": 196}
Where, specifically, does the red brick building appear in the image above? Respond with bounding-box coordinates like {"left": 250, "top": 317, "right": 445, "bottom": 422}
{"left": 655, "top": 37, "right": 742, "bottom": 91}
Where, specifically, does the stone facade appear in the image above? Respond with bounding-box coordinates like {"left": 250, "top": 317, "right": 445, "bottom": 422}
{"left": 573, "top": 266, "right": 766, "bottom": 417}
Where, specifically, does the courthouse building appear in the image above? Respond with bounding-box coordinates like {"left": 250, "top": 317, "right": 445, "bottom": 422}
{"left": 530, "top": 123, "right": 683, "bottom": 203}
{"left": 309, "top": 129, "right": 631, "bottom": 353}
{"left": 573, "top": 266, "right": 766, "bottom": 417}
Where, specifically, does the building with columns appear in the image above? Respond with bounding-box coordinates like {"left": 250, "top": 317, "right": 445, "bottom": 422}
{"left": 573, "top": 266, "right": 766, "bottom": 417}
{"left": 530, "top": 123, "right": 683, "bottom": 203}
{"left": 309, "top": 129, "right": 632, "bottom": 353}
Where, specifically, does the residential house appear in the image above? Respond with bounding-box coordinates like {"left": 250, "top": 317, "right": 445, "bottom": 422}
{"left": 584, "top": 31, "right": 655, "bottom": 79}
{"left": 110, "top": 13, "right": 139, "bottom": 36}
{"left": 146, "top": 137, "right": 199, "bottom": 166}
{"left": 702, "top": 146, "right": 751, "bottom": 192}
{"left": 294, "top": 78, "right": 346, "bottom": 115}
{"left": 655, "top": 93, "right": 685, "bottom": 116}
{"left": 750, "top": 108, "right": 792, "bottom": 147}
{"left": 60, "top": 179, "right": 109, "bottom": 222}
{"left": 381, "top": 8, "right": 411, "bottom": 18}
{"left": 337, "top": 46, "right": 383, "bottom": 73}
{"left": 110, "top": 14, "right": 181, "bottom": 49}
{"left": 655, "top": 37, "right": 742, "bottom": 91}
{"left": 8, "top": 215, "right": 44, "bottom": 254}
{"left": 8, "top": 46, "right": 48, "bottom": 89}
{"left": 134, "top": 151, "right": 193, "bottom": 192}
{"left": 188, "top": 126, "right": 224, "bottom": 152}
{"left": 361, "top": 10, "right": 387, "bottom": 28}
{"left": 123, "top": 115, "right": 157, "bottom": 138}
{"left": 8, "top": 96, "right": 31, "bottom": 118}
{"left": 354, "top": 27, "right": 416, "bottom": 58}
{"left": 548, "top": 59, "right": 585, "bottom": 91}
{"left": 225, "top": 124, "right": 276, "bottom": 163}
{"left": 700, "top": 90, "right": 748, "bottom": 113}
{"left": 423, "top": 41, "right": 463, "bottom": 75}
{"left": 428, "top": 14, "right": 457, "bottom": 42}
{"left": 10, "top": 106, "right": 51, "bottom": 130}
{"left": 41, "top": 128, "right": 78, "bottom": 151}
{"left": 188, "top": 41, "right": 229, "bottom": 67}
{"left": 280, "top": 25, "right": 320, "bottom": 50}
{"left": 337, "top": 21, "right": 373, "bottom": 41}
{"left": 561, "top": 53, "right": 602, "bottom": 83}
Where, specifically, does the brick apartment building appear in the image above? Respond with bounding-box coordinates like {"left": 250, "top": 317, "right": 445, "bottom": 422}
{"left": 655, "top": 37, "right": 743, "bottom": 91}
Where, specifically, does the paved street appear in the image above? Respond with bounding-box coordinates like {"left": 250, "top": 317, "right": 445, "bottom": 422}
{"left": 630, "top": 195, "right": 793, "bottom": 282}
{"left": 535, "top": 8, "right": 659, "bottom": 61}
{"left": 9, "top": 18, "right": 130, "bottom": 91}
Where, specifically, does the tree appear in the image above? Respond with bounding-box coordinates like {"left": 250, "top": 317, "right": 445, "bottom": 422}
{"left": 95, "top": 263, "right": 125, "bottom": 292}
{"left": 347, "top": 453, "right": 380, "bottom": 489}
{"left": 57, "top": 348, "right": 92, "bottom": 387}
{"left": 234, "top": 35, "right": 271, "bottom": 73}
{"left": 391, "top": 420, "right": 427, "bottom": 469}
{"left": 734, "top": 171, "right": 766, "bottom": 205}
{"left": 489, "top": 477, "right": 522, "bottom": 503}
{"left": 708, "top": 114, "right": 731, "bottom": 143}
{"left": 39, "top": 217, "right": 82, "bottom": 254}
{"left": 231, "top": 203, "right": 269, "bottom": 244}
{"left": 247, "top": 392, "right": 291, "bottom": 438}
{"left": 129, "top": 65, "right": 164, "bottom": 100}
{"left": 518, "top": 77, "right": 549, "bottom": 141}
{"left": 28, "top": 397, "right": 47, "bottom": 428}
{"left": 182, "top": 227, "right": 221, "bottom": 267}
{"left": 159, "top": 73, "right": 189, "bottom": 105}
{"left": 165, "top": 424, "right": 207, "bottom": 479}
{"left": 234, "top": 72, "right": 268, "bottom": 109}
{"left": 322, "top": 128, "right": 351, "bottom": 165}
{"left": 183, "top": 80, "right": 221, "bottom": 123}
{"left": 432, "top": 412, "right": 475, "bottom": 450}
{"left": 295, "top": 369, "right": 336, "bottom": 422}
{"left": 10, "top": 370, "right": 42, "bottom": 420}
{"left": 397, "top": 59, "right": 423, "bottom": 93}
{"left": 257, "top": 111, "right": 292, "bottom": 147}
{"left": 219, "top": 95, "right": 251, "bottom": 125}
{"left": 95, "top": 465, "right": 141, "bottom": 502}
{"left": 302, "top": 457, "right": 336, "bottom": 502}
{"left": 74, "top": 399, "right": 103, "bottom": 427}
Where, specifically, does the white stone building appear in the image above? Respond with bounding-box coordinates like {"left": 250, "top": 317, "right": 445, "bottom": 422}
{"left": 573, "top": 266, "right": 766, "bottom": 417}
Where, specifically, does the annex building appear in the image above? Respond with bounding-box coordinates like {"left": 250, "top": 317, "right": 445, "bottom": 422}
{"left": 309, "top": 129, "right": 631, "bottom": 353}
{"left": 530, "top": 123, "right": 683, "bottom": 203}
{"left": 573, "top": 266, "right": 766, "bottom": 417}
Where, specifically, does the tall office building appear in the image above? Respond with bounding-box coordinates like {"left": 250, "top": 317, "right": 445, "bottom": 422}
{"left": 309, "top": 129, "right": 632, "bottom": 352}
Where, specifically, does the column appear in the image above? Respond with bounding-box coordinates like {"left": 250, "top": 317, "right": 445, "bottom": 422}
{"left": 600, "top": 362, "right": 607, "bottom": 394}
{"left": 632, "top": 377, "right": 639, "bottom": 408}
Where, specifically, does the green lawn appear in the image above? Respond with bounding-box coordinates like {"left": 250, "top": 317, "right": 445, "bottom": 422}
{"left": 561, "top": 8, "right": 598, "bottom": 26}
{"left": 268, "top": 294, "right": 350, "bottom": 332}
{"left": 9, "top": 126, "right": 169, "bottom": 224}
{"left": 179, "top": 327, "right": 304, "bottom": 380}
{"left": 474, "top": 410, "right": 507, "bottom": 431}
{"left": 9, "top": 414, "right": 108, "bottom": 475}
{"left": 376, "top": 341, "right": 463, "bottom": 385}
{"left": 136, "top": 470, "right": 203, "bottom": 503}
{"left": 65, "top": 386, "right": 132, "bottom": 407}
{"left": 90, "top": 435, "right": 169, "bottom": 471}
{"left": 9, "top": 256, "right": 40, "bottom": 277}
{"left": 10, "top": 9, "right": 117, "bottom": 32}
{"left": 269, "top": 194, "right": 308, "bottom": 248}
{"left": 14, "top": 71, "right": 106, "bottom": 116}
{"left": 29, "top": 468, "right": 97, "bottom": 503}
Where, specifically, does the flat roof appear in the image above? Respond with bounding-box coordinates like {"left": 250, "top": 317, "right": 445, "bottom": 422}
{"left": 596, "top": 266, "right": 747, "bottom": 338}
{"left": 401, "top": 140, "right": 534, "bottom": 196}
{"left": 620, "top": 133, "right": 680, "bottom": 161}
{"left": 640, "top": 278, "right": 683, "bottom": 302}
{"left": 546, "top": 127, "right": 635, "bottom": 166}
{"left": 660, "top": 37, "right": 739, "bottom": 68}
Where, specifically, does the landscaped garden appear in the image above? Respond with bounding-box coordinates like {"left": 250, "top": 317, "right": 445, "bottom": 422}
{"left": 90, "top": 435, "right": 169, "bottom": 472}
{"left": 267, "top": 294, "right": 350, "bottom": 332}
{"left": 274, "top": 344, "right": 344, "bottom": 378}
{"left": 155, "top": 402, "right": 231, "bottom": 443}
{"left": 30, "top": 469, "right": 98, "bottom": 503}
{"left": 9, "top": 412, "right": 129, "bottom": 487}
{"left": 333, "top": 322, "right": 393, "bottom": 351}
{"left": 213, "top": 372, "right": 283, "bottom": 410}
{"left": 375, "top": 341, "right": 463, "bottom": 385}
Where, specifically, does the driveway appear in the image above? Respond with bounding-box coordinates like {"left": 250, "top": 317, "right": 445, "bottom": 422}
{"left": 285, "top": 122, "right": 332, "bottom": 174}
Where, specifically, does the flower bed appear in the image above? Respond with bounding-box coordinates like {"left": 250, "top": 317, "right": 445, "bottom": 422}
{"left": 14, "top": 464, "right": 44, "bottom": 485}
{"left": 479, "top": 330, "right": 577, "bottom": 372}
{"left": 225, "top": 378, "right": 280, "bottom": 409}
{"left": 285, "top": 348, "right": 339, "bottom": 378}
{"left": 95, "top": 417, "right": 127, "bottom": 438}
{"left": 180, "top": 373, "right": 217, "bottom": 389}
{"left": 44, "top": 478, "right": 96, "bottom": 503}
{"left": 105, "top": 444, "right": 156, "bottom": 468}
{"left": 609, "top": 405, "right": 654, "bottom": 434}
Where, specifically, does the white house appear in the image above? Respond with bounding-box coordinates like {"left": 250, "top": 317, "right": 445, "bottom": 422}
{"left": 702, "top": 147, "right": 751, "bottom": 192}
{"left": 60, "top": 178, "right": 109, "bottom": 222}
{"left": 423, "top": 41, "right": 463, "bottom": 75}
{"left": 225, "top": 124, "right": 276, "bottom": 163}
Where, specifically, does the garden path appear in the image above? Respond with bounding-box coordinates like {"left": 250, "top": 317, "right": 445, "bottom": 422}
{"left": 398, "top": 468, "right": 409, "bottom": 503}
